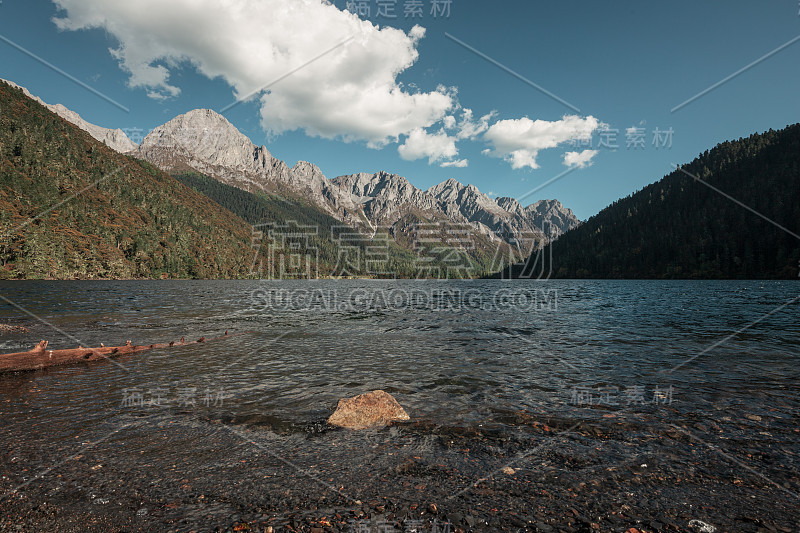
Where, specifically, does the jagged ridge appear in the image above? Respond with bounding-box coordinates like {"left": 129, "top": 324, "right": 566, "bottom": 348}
{"left": 134, "top": 109, "right": 580, "bottom": 243}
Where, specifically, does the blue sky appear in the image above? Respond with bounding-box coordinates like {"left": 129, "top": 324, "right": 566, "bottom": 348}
{"left": 1, "top": 0, "right": 798, "bottom": 220}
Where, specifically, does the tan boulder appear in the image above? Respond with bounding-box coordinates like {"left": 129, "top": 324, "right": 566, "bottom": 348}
{"left": 327, "top": 390, "right": 410, "bottom": 430}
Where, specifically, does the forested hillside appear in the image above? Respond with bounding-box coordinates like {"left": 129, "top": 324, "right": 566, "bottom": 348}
{"left": 174, "top": 170, "right": 360, "bottom": 274}
{"left": 0, "top": 81, "right": 267, "bottom": 279}
{"left": 174, "top": 171, "right": 507, "bottom": 278}
{"left": 497, "top": 124, "right": 800, "bottom": 279}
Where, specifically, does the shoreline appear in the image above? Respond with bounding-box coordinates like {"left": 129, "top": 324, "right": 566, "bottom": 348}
{"left": 1, "top": 411, "right": 797, "bottom": 532}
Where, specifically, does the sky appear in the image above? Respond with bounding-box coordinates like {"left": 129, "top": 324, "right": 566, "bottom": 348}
{"left": 0, "top": 0, "right": 798, "bottom": 220}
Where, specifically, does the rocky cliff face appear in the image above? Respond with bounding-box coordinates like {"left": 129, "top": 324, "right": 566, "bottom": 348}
{"left": 136, "top": 109, "right": 364, "bottom": 223}
{"left": 331, "top": 173, "right": 580, "bottom": 240}
{"left": 134, "top": 108, "right": 580, "bottom": 244}
{"left": 1, "top": 79, "right": 137, "bottom": 153}
{"left": 332, "top": 171, "right": 439, "bottom": 224}
{"left": 136, "top": 109, "right": 290, "bottom": 188}
{"left": 496, "top": 197, "right": 580, "bottom": 237}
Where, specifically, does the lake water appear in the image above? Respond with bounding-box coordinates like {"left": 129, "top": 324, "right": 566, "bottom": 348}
{"left": 1, "top": 280, "right": 798, "bottom": 531}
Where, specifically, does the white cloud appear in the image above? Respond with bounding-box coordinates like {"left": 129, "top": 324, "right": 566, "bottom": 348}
{"left": 440, "top": 158, "right": 468, "bottom": 168}
{"left": 443, "top": 108, "right": 496, "bottom": 140}
{"left": 563, "top": 149, "right": 598, "bottom": 169}
{"left": 483, "top": 115, "right": 603, "bottom": 170}
{"left": 454, "top": 109, "right": 496, "bottom": 139}
{"left": 52, "top": 0, "right": 454, "bottom": 146}
{"left": 403, "top": 108, "right": 494, "bottom": 167}
{"left": 398, "top": 128, "right": 459, "bottom": 164}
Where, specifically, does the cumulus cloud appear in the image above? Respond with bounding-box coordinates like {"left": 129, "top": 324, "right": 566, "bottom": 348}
{"left": 398, "top": 128, "right": 459, "bottom": 164}
{"left": 52, "top": 0, "right": 454, "bottom": 146}
{"left": 400, "top": 108, "right": 495, "bottom": 167}
{"left": 563, "top": 149, "right": 598, "bottom": 169}
{"left": 483, "top": 115, "right": 603, "bottom": 170}
{"left": 455, "top": 109, "right": 496, "bottom": 139}
{"left": 440, "top": 159, "right": 469, "bottom": 168}
{"left": 443, "top": 108, "right": 496, "bottom": 140}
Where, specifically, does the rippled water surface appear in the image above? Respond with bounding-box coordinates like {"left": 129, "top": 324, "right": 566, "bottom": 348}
{"left": 1, "top": 280, "right": 799, "bottom": 531}
{"left": 1, "top": 280, "right": 798, "bottom": 435}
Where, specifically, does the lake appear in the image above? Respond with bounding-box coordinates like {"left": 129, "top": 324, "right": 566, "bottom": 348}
{"left": 1, "top": 280, "right": 798, "bottom": 532}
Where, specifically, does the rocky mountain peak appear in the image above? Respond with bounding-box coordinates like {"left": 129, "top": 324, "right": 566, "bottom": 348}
{"left": 496, "top": 197, "right": 524, "bottom": 215}
{"left": 137, "top": 108, "right": 294, "bottom": 193}
{"left": 3, "top": 77, "right": 581, "bottom": 256}
{"left": 140, "top": 109, "right": 254, "bottom": 155}
{"left": 334, "top": 171, "right": 416, "bottom": 198}
{"left": 427, "top": 178, "right": 461, "bottom": 196}
{"left": 523, "top": 199, "right": 580, "bottom": 236}
{"left": 429, "top": 178, "right": 505, "bottom": 219}
{"left": 132, "top": 105, "right": 581, "bottom": 244}
{"left": 288, "top": 161, "right": 329, "bottom": 190}
{"left": 292, "top": 160, "right": 322, "bottom": 174}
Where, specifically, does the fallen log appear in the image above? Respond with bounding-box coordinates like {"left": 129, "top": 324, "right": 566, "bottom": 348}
{"left": 0, "top": 330, "right": 233, "bottom": 374}
{"left": 0, "top": 324, "right": 30, "bottom": 334}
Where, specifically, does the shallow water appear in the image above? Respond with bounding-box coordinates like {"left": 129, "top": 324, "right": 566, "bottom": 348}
{"left": 1, "top": 280, "right": 798, "bottom": 531}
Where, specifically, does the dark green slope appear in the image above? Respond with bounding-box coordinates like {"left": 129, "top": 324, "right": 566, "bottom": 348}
{"left": 0, "top": 80, "right": 268, "bottom": 279}
{"left": 173, "top": 170, "right": 359, "bottom": 275}
{"left": 498, "top": 124, "right": 800, "bottom": 279}
{"left": 173, "top": 171, "right": 505, "bottom": 278}
{"left": 175, "top": 170, "right": 516, "bottom": 278}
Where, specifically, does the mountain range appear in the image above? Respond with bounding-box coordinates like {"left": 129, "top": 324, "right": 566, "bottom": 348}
{"left": 4, "top": 79, "right": 580, "bottom": 270}
{"left": 133, "top": 108, "right": 580, "bottom": 245}
{"left": 7, "top": 77, "right": 794, "bottom": 280}
{"left": 3, "top": 78, "right": 580, "bottom": 279}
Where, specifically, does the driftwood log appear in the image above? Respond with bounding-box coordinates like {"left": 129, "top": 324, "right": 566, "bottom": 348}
{"left": 0, "top": 331, "right": 232, "bottom": 374}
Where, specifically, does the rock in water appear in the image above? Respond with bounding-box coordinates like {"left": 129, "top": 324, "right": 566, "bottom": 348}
{"left": 327, "top": 390, "right": 410, "bottom": 430}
